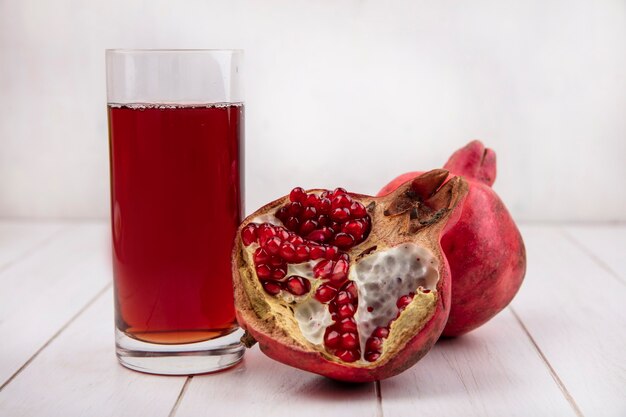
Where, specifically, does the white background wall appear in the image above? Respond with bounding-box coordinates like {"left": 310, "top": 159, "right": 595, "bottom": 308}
{"left": 1, "top": 0, "right": 624, "bottom": 222}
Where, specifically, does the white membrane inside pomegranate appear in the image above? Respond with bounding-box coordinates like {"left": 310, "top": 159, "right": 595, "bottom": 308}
{"left": 352, "top": 244, "right": 439, "bottom": 358}
{"left": 240, "top": 187, "right": 440, "bottom": 364}
{"left": 293, "top": 297, "right": 333, "bottom": 345}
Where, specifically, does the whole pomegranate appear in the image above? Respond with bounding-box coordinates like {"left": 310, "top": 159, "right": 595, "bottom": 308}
{"left": 232, "top": 170, "right": 468, "bottom": 382}
{"left": 378, "top": 140, "right": 526, "bottom": 337}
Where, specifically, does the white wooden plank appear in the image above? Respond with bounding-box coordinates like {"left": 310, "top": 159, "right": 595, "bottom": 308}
{"left": 0, "top": 288, "right": 187, "bottom": 417}
{"left": 175, "top": 346, "right": 378, "bottom": 417}
{"left": 0, "top": 223, "right": 111, "bottom": 384}
{"left": 0, "top": 221, "right": 65, "bottom": 270}
{"left": 513, "top": 225, "right": 626, "bottom": 417}
{"left": 380, "top": 308, "right": 576, "bottom": 417}
{"left": 563, "top": 224, "right": 626, "bottom": 282}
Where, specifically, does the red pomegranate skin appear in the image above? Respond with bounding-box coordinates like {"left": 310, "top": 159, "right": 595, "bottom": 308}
{"left": 378, "top": 141, "right": 526, "bottom": 337}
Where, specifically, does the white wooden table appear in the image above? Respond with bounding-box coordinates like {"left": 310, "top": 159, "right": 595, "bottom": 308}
{"left": 0, "top": 221, "right": 624, "bottom": 417}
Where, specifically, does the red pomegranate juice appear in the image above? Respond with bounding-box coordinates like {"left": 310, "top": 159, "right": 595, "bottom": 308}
{"left": 108, "top": 104, "right": 244, "bottom": 344}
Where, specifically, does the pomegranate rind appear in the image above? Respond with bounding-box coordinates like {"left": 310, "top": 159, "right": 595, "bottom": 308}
{"left": 232, "top": 173, "right": 468, "bottom": 382}
{"left": 440, "top": 182, "right": 526, "bottom": 336}
{"left": 377, "top": 140, "right": 526, "bottom": 337}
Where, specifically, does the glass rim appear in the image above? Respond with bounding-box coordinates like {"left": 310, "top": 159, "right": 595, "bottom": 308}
{"left": 106, "top": 48, "right": 243, "bottom": 54}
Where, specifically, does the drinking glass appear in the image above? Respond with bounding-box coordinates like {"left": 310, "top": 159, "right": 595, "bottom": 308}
{"left": 106, "top": 49, "right": 245, "bottom": 375}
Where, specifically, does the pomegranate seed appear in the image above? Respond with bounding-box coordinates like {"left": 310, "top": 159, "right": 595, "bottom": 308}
{"left": 269, "top": 255, "right": 287, "bottom": 270}
{"left": 272, "top": 267, "right": 287, "bottom": 280}
{"left": 307, "top": 229, "right": 328, "bottom": 243}
{"left": 276, "top": 207, "right": 289, "bottom": 220}
{"left": 331, "top": 194, "right": 352, "bottom": 209}
{"left": 342, "top": 281, "right": 358, "bottom": 299}
{"left": 302, "top": 206, "right": 317, "bottom": 220}
{"left": 329, "top": 259, "right": 348, "bottom": 283}
{"left": 397, "top": 294, "right": 414, "bottom": 309}
{"left": 253, "top": 247, "right": 270, "bottom": 264}
{"left": 364, "top": 351, "right": 380, "bottom": 362}
{"left": 321, "top": 226, "right": 334, "bottom": 239}
{"left": 359, "top": 218, "right": 371, "bottom": 238}
{"left": 324, "top": 245, "right": 339, "bottom": 260}
{"left": 290, "top": 187, "right": 307, "bottom": 203}
{"left": 328, "top": 222, "right": 341, "bottom": 234}
{"left": 317, "top": 214, "right": 330, "bottom": 226}
{"left": 342, "top": 220, "right": 365, "bottom": 238}
{"left": 332, "top": 187, "right": 348, "bottom": 197}
{"left": 265, "top": 236, "right": 282, "bottom": 255}
{"left": 335, "top": 349, "right": 360, "bottom": 362}
{"left": 258, "top": 223, "right": 274, "bottom": 234}
{"left": 270, "top": 265, "right": 287, "bottom": 281}
{"left": 309, "top": 245, "right": 326, "bottom": 259}
{"left": 268, "top": 256, "right": 281, "bottom": 268}
{"left": 336, "top": 349, "right": 359, "bottom": 363}
{"left": 306, "top": 194, "right": 319, "bottom": 208}
{"left": 327, "top": 279, "right": 346, "bottom": 290}
{"left": 285, "top": 276, "right": 311, "bottom": 296}
{"left": 333, "top": 233, "right": 355, "bottom": 249}
{"left": 314, "top": 284, "right": 337, "bottom": 303}
{"left": 335, "top": 290, "right": 352, "bottom": 305}
{"left": 330, "top": 207, "right": 350, "bottom": 222}
{"left": 340, "top": 333, "right": 359, "bottom": 350}
{"left": 278, "top": 242, "right": 296, "bottom": 262}
{"left": 373, "top": 327, "right": 389, "bottom": 339}
{"left": 318, "top": 198, "right": 332, "bottom": 214}
{"left": 349, "top": 233, "right": 364, "bottom": 244}
{"left": 366, "top": 337, "right": 383, "bottom": 351}
{"left": 295, "top": 245, "right": 310, "bottom": 262}
{"left": 324, "top": 328, "right": 341, "bottom": 348}
{"left": 337, "top": 253, "right": 350, "bottom": 262}
{"left": 367, "top": 306, "right": 374, "bottom": 312}
{"left": 287, "top": 235, "right": 304, "bottom": 245}
{"left": 299, "top": 220, "right": 318, "bottom": 236}
{"left": 272, "top": 259, "right": 287, "bottom": 270}
{"left": 258, "top": 224, "right": 277, "bottom": 244}
{"left": 313, "top": 259, "right": 334, "bottom": 279}
{"left": 284, "top": 216, "right": 300, "bottom": 231}
{"left": 277, "top": 228, "right": 290, "bottom": 240}
{"left": 261, "top": 280, "right": 282, "bottom": 295}
{"left": 337, "top": 303, "right": 356, "bottom": 318}
{"left": 350, "top": 202, "right": 367, "bottom": 218}
{"left": 288, "top": 202, "right": 302, "bottom": 216}
{"left": 338, "top": 317, "right": 357, "bottom": 333}
{"left": 328, "top": 301, "right": 338, "bottom": 319}
{"left": 256, "top": 264, "right": 272, "bottom": 279}
{"left": 241, "top": 224, "right": 258, "bottom": 246}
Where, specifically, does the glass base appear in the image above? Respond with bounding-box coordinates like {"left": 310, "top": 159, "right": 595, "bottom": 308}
{"left": 115, "top": 327, "right": 245, "bottom": 375}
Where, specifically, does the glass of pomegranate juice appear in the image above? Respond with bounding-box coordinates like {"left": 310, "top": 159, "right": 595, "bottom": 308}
{"left": 106, "top": 49, "right": 245, "bottom": 375}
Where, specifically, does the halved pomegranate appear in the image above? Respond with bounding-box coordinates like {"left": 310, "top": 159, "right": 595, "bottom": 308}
{"left": 232, "top": 170, "right": 468, "bottom": 382}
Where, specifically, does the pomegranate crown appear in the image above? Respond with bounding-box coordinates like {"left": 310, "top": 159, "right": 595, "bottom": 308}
{"left": 444, "top": 140, "right": 496, "bottom": 186}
